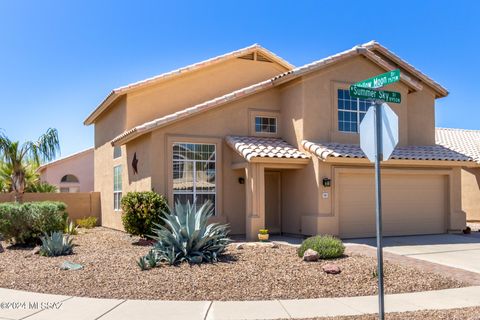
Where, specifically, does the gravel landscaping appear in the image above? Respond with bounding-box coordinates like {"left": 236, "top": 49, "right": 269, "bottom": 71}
{"left": 0, "top": 228, "right": 467, "bottom": 301}
{"left": 302, "top": 307, "right": 480, "bottom": 319}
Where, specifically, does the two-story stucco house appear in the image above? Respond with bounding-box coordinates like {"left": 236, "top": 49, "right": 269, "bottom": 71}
{"left": 84, "top": 42, "right": 477, "bottom": 240}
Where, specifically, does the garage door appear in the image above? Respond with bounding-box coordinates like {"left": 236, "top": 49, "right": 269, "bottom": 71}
{"left": 337, "top": 170, "right": 447, "bottom": 238}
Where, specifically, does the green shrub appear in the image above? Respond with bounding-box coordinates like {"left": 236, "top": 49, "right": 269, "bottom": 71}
{"left": 0, "top": 201, "right": 67, "bottom": 244}
{"left": 121, "top": 191, "right": 168, "bottom": 238}
{"left": 40, "top": 231, "right": 73, "bottom": 257}
{"left": 142, "top": 200, "right": 230, "bottom": 267}
{"left": 75, "top": 216, "right": 97, "bottom": 229}
{"left": 297, "top": 235, "right": 345, "bottom": 259}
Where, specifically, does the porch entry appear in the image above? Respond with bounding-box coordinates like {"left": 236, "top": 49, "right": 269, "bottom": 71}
{"left": 265, "top": 171, "right": 281, "bottom": 234}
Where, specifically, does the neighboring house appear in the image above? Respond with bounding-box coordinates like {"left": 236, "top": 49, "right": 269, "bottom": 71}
{"left": 436, "top": 128, "right": 480, "bottom": 222}
{"left": 38, "top": 148, "right": 94, "bottom": 193}
{"left": 85, "top": 42, "right": 477, "bottom": 240}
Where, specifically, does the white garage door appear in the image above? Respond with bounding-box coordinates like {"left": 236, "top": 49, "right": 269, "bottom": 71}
{"left": 337, "top": 170, "right": 447, "bottom": 238}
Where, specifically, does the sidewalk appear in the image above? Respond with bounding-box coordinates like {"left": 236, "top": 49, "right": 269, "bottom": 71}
{"left": 1, "top": 286, "right": 480, "bottom": 320}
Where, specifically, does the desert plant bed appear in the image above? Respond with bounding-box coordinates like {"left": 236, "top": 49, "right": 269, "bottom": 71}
{"left": 0, "top": 228, "right": 467, "bottom": 301}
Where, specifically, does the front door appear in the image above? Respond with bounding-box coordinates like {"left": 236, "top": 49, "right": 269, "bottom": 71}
{"left": 265, "top": 171, "right": 281, "bottom": 234}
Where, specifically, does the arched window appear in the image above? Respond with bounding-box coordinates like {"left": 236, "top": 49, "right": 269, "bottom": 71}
{"left": 60, "top": 174, "right": 79, "bottom": 183}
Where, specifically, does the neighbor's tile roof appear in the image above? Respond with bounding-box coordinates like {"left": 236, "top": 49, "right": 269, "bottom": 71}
{"left": 226, "top": 136, "right": 309, "bottom": 161}
{"left": 302, "top": 140, "right": 474, "bottom": 162}
{"left": 436, "top": 128, "right": 480, "bottom": 163}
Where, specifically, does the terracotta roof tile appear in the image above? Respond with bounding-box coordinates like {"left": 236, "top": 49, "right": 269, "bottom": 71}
{"left": 436, "top": 128, "right": 480, "bottom": 163}
{"left": 226, "top": 136, "right": 309, "bottom": 162}
{"left": 302, "top": 140, "right": 473, "bottom": 162}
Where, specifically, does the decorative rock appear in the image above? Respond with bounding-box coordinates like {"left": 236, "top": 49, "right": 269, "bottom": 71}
{"left": 237, "top": 242, "right": 278, "bottom": 249}
{"left": 60, "top": 261, "right": 84, "bottom": 271}
{"left": 303, "top": 249, "right": 319, "bottom": 262}
{"left": 322, "top": 263, "right": 341, "bottom": 274}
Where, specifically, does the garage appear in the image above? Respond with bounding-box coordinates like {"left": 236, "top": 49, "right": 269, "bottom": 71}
{"left": 336, "top": 168, "right": 448, "bottom": 238}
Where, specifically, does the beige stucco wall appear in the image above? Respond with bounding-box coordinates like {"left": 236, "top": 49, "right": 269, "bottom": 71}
{"left": 39, "top": 149, "right": 94, "bottom": 192}
{"left": 407, "top": 88, "right": 436, "bottom": 145}
{"left": 0, "top": 192, "right": 101, "bottom": 222}
{"left": 126, "top": 58, "right": 288, "bottom": 129}
{"left": 461, "top": 168, "right": 480, "bottom": 221}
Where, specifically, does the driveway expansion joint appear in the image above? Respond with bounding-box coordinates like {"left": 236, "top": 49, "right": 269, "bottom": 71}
{"left": 94, "top": 299, "right": 127, "bottom": 320}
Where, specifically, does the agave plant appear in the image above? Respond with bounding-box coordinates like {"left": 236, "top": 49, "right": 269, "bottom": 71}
{"left": 64, "top": 218, "right": 78, "bottom": 235}
{"left": 39, "top": 231, "right": 73, "bottom": 257}
{"left": 148, "top": 200, "right": 230, "bottom": 265}
{"left": 137, "top": 256, "right": 149, "bottom": 271}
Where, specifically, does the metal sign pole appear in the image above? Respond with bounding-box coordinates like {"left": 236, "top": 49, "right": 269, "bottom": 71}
{"left": 374, "top": 101, "right": 385, "bottom": 320}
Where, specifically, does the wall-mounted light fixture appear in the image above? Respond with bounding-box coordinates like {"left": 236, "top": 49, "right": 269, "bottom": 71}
{"left": 238, "top": 177, "right": 245, "bottom": 184}
{"left": 322, "top": 177, "right": 331, "bottom": 187}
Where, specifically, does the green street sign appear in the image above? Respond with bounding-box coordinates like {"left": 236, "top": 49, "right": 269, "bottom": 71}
{"left": 354, "top": 69, "right": 400, "bottom": 89}
{"left": 349, "top": 85, "right": 401, "bottom": 103}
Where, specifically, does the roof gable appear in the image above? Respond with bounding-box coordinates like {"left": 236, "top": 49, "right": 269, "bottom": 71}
{"left": 84, "top": 44, "right": 294, "bottom": 125}
{"left": 111, "top": 41, "right": 450, "bottom": 146}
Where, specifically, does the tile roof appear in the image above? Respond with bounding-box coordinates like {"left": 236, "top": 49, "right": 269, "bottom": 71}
{"left": 110, "top": 41, "right": 449, "bottom": 146}
{"left": 302, "top": 140, "right": 473, "bottom": 162}
{"left": 84, "top": 44, "right": 294, "bottom": 125}
{"left": 226, "top": 136, "right": 309, "bottom": 162}
{"left": 436, "top": 128, "right": 480, "bottom": 163}
{"left": 362, "top": 41, "right": 448, "bottom": 97}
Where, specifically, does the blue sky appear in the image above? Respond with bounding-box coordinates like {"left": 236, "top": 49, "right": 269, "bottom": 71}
{"left": 0, "top": 0, "right": 478, "bottom": 157}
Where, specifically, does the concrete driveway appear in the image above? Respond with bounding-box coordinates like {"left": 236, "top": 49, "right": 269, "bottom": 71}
{"left": 345, "top": 233, "right": 480, "bottom": 274}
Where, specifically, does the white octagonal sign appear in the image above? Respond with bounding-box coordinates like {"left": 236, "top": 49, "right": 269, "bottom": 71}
{"left": 360, "top": 103, "right": 399, "bottom": 163}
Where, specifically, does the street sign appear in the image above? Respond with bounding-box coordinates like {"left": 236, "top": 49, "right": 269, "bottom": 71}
{"left": 355, "top": 69, "right": 402, "bottom": 320}
{"left": 380, "top": 104, "right": 399, "bottom": 160}
{"left": 354, "top": 69, "right": 400, "bottom": 89}
{"left": 359, "top": 107, "right": 376, "bottom": 162}
{"left": 350, "top": 86, "right": 401, "bottom": 103}
{"left": 360, "top": 103, "right": 399, "bottom": 162}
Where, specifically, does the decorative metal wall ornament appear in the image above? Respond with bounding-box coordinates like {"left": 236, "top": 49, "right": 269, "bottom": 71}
{"left": 132, "top": 152, "right": 138, "bottom": 174}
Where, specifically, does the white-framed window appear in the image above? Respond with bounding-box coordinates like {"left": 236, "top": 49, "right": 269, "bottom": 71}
{"left": 113, "top": 165, "right": 122, "bottom": 211}
{"left": 172, "top": 143, "right": 216, "bottom": 214}
{"left": 113, "top": 146, "right": 122, "bottom": 159}
{"left": 337, "top": 89, "right": 373, "bottom": 133}
{"left": 255, "top": 116, "right": 277, "bottom": 134}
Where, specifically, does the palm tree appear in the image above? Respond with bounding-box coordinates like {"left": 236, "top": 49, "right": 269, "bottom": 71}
{"left": 0, "top": 128, "right": 60, "bottom": 202}
{"left": 0, "top": 160, "right": 40, "bottom": 192}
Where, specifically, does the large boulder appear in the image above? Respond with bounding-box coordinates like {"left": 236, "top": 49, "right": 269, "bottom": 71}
{"left": 303, "top": 249, "right": 319, "bottom": 262}
{"left": 322, "top": 263, "right": 341, "bottom": 274}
